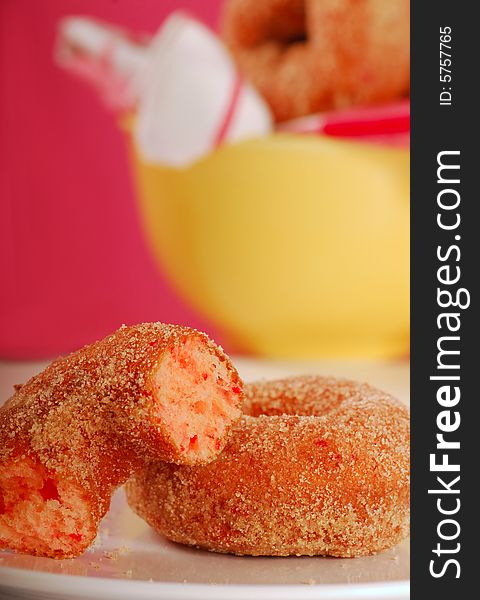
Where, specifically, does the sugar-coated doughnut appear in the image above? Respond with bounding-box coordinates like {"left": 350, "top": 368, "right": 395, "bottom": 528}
{"left": 0, "top": 323, "right": 243, "bottom": 558}
{"left": 126, "top": 375, "right": 409, "bottom": 557}
{"left": 221, "top": 0, "right": 410, "bottom": 122}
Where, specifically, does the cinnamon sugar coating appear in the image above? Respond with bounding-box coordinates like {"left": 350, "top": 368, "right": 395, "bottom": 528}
{"left": 0, "top": 323, "right": 243, "bottom": 558}
{"left": 221, "top": 0, "right": 410, "bottom": 121}
{"left": 126, "top": 375, "right": 410, "bottom": 557}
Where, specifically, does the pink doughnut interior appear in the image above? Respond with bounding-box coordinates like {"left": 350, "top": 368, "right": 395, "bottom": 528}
{"left": 153, "top": 336, "right": 242, "bottom": 462}
{"left": 0, "top": 458, "right": 94, "bottom": 557}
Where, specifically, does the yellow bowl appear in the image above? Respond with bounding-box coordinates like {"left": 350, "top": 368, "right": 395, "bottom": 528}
{"left": 127, "top": 133, "right": 409, "bottom": 358}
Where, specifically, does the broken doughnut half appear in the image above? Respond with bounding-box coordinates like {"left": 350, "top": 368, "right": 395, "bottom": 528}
{"left": 0, "top": 323, "right": 243, "bottom": 558}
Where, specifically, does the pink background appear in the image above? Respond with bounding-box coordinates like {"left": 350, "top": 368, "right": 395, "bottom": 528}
{"left": 0, "top": 0, "right": 223, "bottom": 359}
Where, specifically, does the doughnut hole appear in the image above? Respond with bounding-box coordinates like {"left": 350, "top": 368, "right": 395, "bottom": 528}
{"left": 226, "top": 0, "right": 307, "bottom": 47}
{"left": 0, "top": 458, "right": 95, "bottom": 558}
{"left": 153, "top": 336, "right": 243, "bottom": 463}
{"left": 243, "top": 376, "right": 350, "bottom": 418}
{"left": 261, "top": 0, "right": 306, "bottom": 46}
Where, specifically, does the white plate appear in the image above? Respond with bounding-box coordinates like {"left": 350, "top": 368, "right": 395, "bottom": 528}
{"left": 0, "top": 358, "right": 410, "bottom": 600}
{"left": 0, "top": 489, "right": 409, "bottom": 600}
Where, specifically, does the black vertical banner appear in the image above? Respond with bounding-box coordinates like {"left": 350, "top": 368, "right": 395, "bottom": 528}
{"left": 411, "top": 2, "right": 477, "bottom": 599}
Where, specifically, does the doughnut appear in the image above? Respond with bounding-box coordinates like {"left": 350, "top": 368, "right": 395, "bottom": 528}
{"left": 126, "top": 375, "right": 410, "bottom": 557}
{"left": 221, "top": 0, "right": 410, "bottom": 122}
{"left": 0, "top": 323, "right": 243, "bottom": 558}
